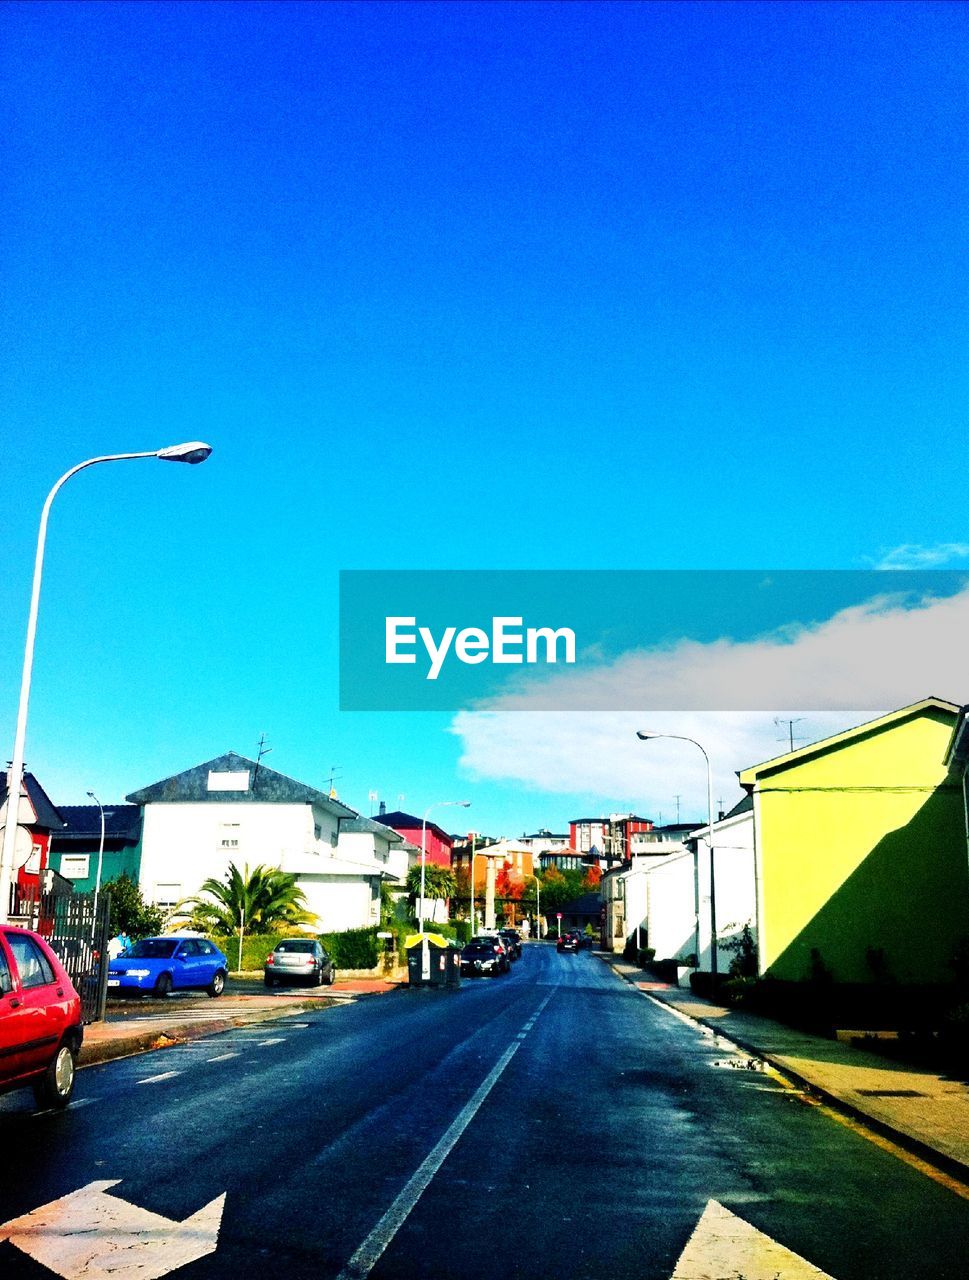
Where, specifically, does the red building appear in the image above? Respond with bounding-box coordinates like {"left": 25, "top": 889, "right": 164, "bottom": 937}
{"left": 0, "top": 770, "right": 65, "bottom": 911}
{"left": 569, "top": 814, "right": 654, "bottom": 866}
{"left": 374, "top": 810, "right": 456, "bottom": 869}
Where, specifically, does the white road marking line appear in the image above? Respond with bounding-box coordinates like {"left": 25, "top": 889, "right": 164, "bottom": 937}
{"left": 32, "top": 1097, "right": 96, "bottom": 1117}
{"left": 137, "top": 1071, "right": 181, "bottom": 1085}
{"left": 671, "top": 1200, "right": 836, "bottom": 1279}
{"left": 0, "top": 1180, "right": 225, "bottom": 1280}
{"left": 336, "top": 991, "right": 552, "bottom": 1280}
{"left": 256, "top": 1038, "right": 286, "bottom": 1046}
{"left": 206, "top": 1052, "right": 241, "bottom": 1062}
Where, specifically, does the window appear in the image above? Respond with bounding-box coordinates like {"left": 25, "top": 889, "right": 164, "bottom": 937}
{"left": 61, "top": 854, "right": 90, "bottom": 879}
{"left": 197, "top": 941, "right": 215, "bottom": 955}
{"left": 219, "top": 823, "right": 241, "bottom": 850}
{"left": 0, "top": 946, "right": 12, "bottom": 995}
{"left": 154, "top": 884, "right": 182, "bottom": 910}
{"left": 7, "top": 935, "right": 55, "bottom": 988}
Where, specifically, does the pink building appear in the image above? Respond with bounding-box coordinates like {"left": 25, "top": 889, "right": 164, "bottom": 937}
{"left": 375, "top": 810, "right": 455, "bottom": 869}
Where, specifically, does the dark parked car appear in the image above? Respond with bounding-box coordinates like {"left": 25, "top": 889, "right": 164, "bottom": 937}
{"left": 107, "top": 936, "right": 228, "bottom": 998}
{"left": 498, "top": 929, "right": 522, "bottom": 959}
{"left": 461, "top": 938, "right": 509, "bottom": 976}
{"left": 0, "top": 925, "right": 84, "bottom": 1109}
{"left": 265, "top": 939, "right": 335, "bottom": 988}
{"left": 557, "top": 930, "right": 581, "bottom": 952}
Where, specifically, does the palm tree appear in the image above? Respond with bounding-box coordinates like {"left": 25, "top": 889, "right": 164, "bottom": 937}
{"left": 178, "top": 863, "right": 316, "bottom": 935}
{"left": 405, "top": 863, "right": 456, "bottom": 911}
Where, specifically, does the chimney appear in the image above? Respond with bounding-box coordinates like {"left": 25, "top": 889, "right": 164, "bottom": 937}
{"left": 379, "top": 800, "right": 386, "bottom": 816}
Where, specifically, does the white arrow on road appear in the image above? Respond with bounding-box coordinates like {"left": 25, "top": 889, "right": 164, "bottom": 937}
{"left": 671, "top": 1200, "right": 837, "bottom": 1280}
{"left": 0, "top": 1179, "right": 225, "bottom": 1279}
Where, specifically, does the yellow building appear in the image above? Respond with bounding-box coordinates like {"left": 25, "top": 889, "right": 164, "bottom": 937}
{"left": 739, "top": 697, "right": 968, "bottom": 985}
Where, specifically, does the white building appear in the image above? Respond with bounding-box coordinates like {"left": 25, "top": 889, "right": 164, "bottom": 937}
{"left": 126, "top": 753, "right": 401, "bottom": 934}
{"left": 644, "top": 797, "right": 755, "bottom": 973}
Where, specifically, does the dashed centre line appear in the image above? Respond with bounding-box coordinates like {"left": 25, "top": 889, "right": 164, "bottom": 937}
{"left": 336, "top": 990, "right": 553, "bottom": 1280}
{"left": 137, "top": 1071, "right": 181, "bottom": 1085}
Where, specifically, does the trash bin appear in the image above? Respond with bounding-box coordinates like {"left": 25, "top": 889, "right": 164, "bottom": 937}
{"left": 406, "top": 943, "right": 426, "bottom": 986}
{"left": 445, "top": 946, "right": 462, "bottom": 989}
{"left": 406, "top": 936, "right": 461, "bottom": 989}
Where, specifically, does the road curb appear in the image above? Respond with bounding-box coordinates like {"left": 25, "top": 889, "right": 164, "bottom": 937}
{"left": 77, "top": 999, "right": 331, "bottom": 1068}
{"left": 599, "top": 954, "right": 969, "bottom": 1187}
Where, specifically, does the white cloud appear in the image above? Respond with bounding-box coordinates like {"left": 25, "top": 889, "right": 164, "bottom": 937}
{"left": 451, "top": 584, "right": 969, "bottom": 817}
{"left": 454, "top": 585, "right": 969, "bottom": 712}
{"left": 871, "top": 542, "right": 969, "bottom": 570}
{"left": 452, "top": 708, "right": 856, "bottom": 820}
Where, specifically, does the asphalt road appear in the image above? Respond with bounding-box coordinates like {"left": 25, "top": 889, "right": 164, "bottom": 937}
{"left": 2, "top": 944, "right": 968, "bottom": 1279}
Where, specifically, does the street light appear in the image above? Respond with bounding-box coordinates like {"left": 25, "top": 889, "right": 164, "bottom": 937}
{"left": 468, "top": 831, "right": 478, "bottom": 935}
{"left": 635, "top": 730, "right": 719, "bottom": 981}
{"left": 419, "top": 800, "right": 470, "bottom": 933}
{"left": 87, "top": 790, "right": 105, "bottom": 918}
{"left": 0, "top": 442, "right": 213, "bottom": 923}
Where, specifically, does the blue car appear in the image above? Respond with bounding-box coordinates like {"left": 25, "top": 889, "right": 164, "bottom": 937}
{"left": 107, "top": 937, "right": 228, "bottom": 999}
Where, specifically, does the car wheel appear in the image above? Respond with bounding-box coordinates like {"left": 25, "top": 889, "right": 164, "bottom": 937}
{"left": 264, "top": 973, "right": 277, "bottom": 988}
{"left": 154, "top": 972, "right": 172, "bottom": 999}
{"left": 326, "top": 968, "right": 336, "bottom": 985}
{"left": 207, "top": 969, "right": 226, "bottom": 997}
{"left": 33, "top": 1042, "right": 76, "bottom": 1110}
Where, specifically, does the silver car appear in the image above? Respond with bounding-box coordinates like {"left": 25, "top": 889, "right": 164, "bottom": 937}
{"left": 264, "top": 939, "right": 335, "bottom": 988}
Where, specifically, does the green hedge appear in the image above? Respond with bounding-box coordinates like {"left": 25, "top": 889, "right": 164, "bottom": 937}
{"left": 319, "top": 927, "right": 380, "bottom": 969}
{"left": 212, "top": 927, "right": 383, "bottom": 972}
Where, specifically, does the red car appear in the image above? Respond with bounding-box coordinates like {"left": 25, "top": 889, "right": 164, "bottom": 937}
{"left": 0, "top": 925, "right": 84, "bottom": 1109}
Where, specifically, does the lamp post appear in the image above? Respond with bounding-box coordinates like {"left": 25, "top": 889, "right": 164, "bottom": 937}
{"left": 468, "top": 831, "right": 478, "bottom": 934}
{"left": 87, "top": 790, "right": 105, "bottom": 917}
{"left": 419, "top": 800, "right": 470, "bottom": 932}
{"left": 0, "top": 442, "right": 212, "bottom": 923}
{"left": 636, "top": 731, "right": 719, "bottom": 981}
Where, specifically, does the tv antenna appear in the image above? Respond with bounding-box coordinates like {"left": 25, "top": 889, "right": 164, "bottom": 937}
{"left": 775, "top": 718, "right": 807, "bottom": 753}
{"left": 253, "top": 733, "right": 272, "bottom": 788}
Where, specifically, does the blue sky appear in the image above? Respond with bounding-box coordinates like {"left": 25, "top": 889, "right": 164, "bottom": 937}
{"left": 1, "top": 2, "right": 966, "bottom": 835}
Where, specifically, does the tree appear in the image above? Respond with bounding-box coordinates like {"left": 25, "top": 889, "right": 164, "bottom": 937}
{"left": 177, "top": 862, "right": 315, "bottom": 935}
{"left": 536, "top": 867, "right": 586, "bottom": 913}
{"left": 405, "top": 863, "right": 456, "bottom": 907}
{"left": 583, "top": 864, "right": 603, "bottom": 891}
{"left": 496, "top": 861, "right": 522, "bottom": 901}
{"left": 102, "top": 873, "right": 165, "bottom": 939}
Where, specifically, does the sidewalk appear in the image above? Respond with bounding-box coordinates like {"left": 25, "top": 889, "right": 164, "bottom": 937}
{"left": 600, "top": 955, "right": 969, "bottom": 1184}
{"left": 78, "top": 976, "right": 404, "bottom": 1068}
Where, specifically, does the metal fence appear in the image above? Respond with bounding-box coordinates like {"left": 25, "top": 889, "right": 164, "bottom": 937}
{"left": 7, "top": 884, "right": 112, "bottom": 1023}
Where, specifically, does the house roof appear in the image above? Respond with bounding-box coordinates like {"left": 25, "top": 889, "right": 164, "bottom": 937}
{"left": 943, "top": 706, "right": 969, "bottom": 775}
{"left": 375, "top": 810, "right": 454, "bottom": 844}
{"left": 720, "top": 794, "right": 753, "bottom": 820}
{"left": 126, "top": 753, "right": 356, "bottom": 818}
{"left": 738, "top": 697, "right": 961, "bottom": 786}
{"left": 340, "top": 816, "right": 404, "bottom": 842}
{"left": 0, "top": 770, "right": 64, "bottom": 832}
{"left": 51, "top": 804, "right": 143, "bottom": 845}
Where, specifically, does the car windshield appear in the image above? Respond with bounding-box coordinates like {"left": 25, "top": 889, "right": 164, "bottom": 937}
{"left": 276, "top": 941, "right": 315, "bottom": 953}
{"left": 124, "top": 940, "right": 178, "bottom": 959}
